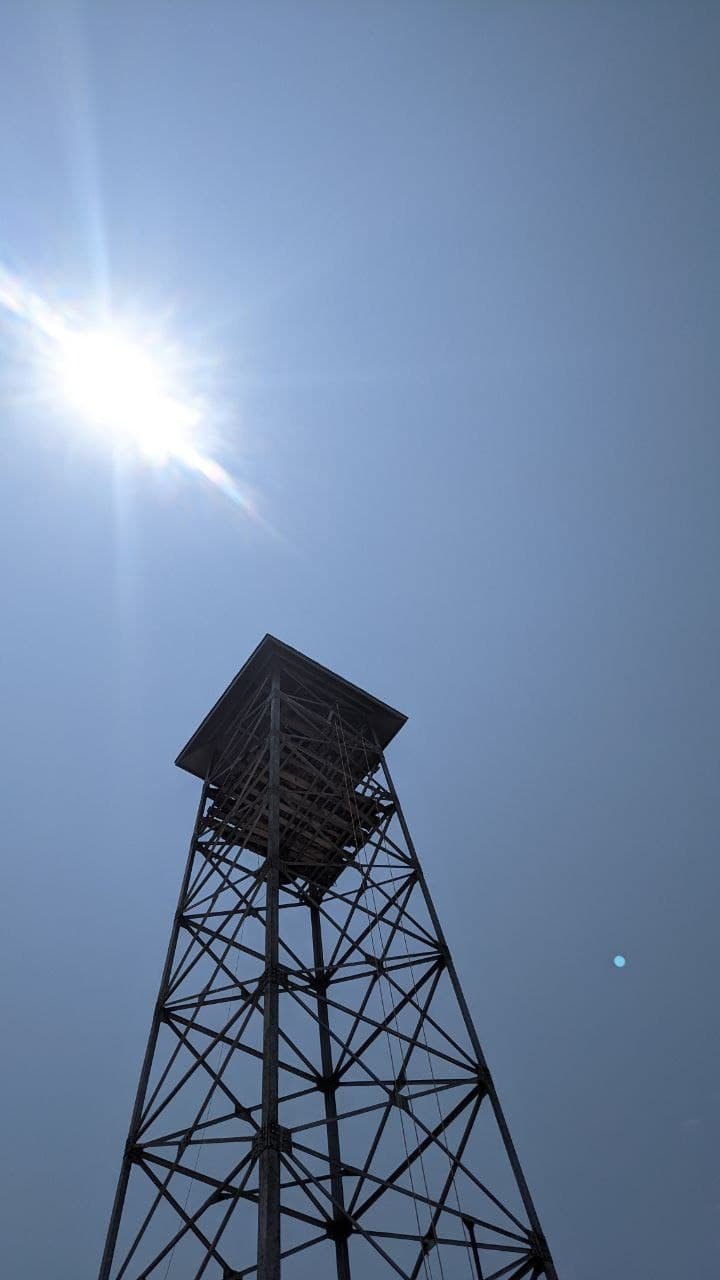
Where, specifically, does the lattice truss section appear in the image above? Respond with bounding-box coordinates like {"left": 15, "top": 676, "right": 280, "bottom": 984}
{"left": 103, "top": 663, "right": 555, "bottom": 1280}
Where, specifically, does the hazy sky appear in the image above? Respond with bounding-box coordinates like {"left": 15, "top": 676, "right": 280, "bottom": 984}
{"left": 1, "top": 3, "right": 718, "bottom": 1278}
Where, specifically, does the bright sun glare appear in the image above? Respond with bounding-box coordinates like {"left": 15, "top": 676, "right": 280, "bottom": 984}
{"left": 0, "top": 264, "right": 249, "bottom": 509}
{"left": 55, "top": 327, "right": 196, "bottom": 463}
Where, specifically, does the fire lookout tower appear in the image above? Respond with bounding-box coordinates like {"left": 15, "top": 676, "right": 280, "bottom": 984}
{"left": 98, "top": 636, "right": 558, "bottom": 1280}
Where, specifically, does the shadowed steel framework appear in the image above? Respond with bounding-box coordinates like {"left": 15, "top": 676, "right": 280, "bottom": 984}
{"left": 98, "top": 636, "right": 558, "bottom": 1280}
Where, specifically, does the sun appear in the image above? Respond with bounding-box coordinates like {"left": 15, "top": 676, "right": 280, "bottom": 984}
{"left": 0, "top": 263, "right": 250, "bottom": 508}
{"left": 53, "top": 326, "right": 197, "bottom": 463}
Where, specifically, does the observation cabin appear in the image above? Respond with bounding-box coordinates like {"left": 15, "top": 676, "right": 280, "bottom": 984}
{"left": 175, "top": 635, "right": 407, "bottom": 891}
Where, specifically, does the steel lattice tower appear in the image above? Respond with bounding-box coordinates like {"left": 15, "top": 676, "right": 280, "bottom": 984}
{"left": 99, "top": 636, "right": 558, "bottom": 1280}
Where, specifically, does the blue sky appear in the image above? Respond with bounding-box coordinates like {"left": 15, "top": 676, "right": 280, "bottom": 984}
{"left": 1, "top": 3, "right": 718, "bottom": 1277}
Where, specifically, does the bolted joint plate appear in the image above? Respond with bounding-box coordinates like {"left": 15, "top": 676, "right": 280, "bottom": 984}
{"left": 390, "top": 1085, "right": 410, "bottom": 1113}
{"left": 261, "top": 961, "right": 291, "bottom": 992}
{"left": 326, "top": 1214, "right": 354, "bottom": 1242}
{"left": 251, "top": 1123, "right": 292, "bottom": 1159}
{"left": 421, "top": 1227, "right": 439, "bottom": 1255}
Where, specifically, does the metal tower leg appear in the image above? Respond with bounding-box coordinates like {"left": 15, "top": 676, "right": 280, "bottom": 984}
{"left": 310, "top": 901, "right": 352, "bottom": 1280}
{"left": 378, "top": 747, "right": 559, "bottom": 1280}
{"left": 98, "top": 777, "right": 211, "bottom": 1280}
{"left": 257, "top": 669, "right": 282, "bottom": 1280}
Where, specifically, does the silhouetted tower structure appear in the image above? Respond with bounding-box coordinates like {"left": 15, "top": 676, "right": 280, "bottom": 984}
{"left": 99, "top": 636, "right": 558, "bottom": 1280}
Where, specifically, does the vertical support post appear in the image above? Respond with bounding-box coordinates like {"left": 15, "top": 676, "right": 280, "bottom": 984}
{"left": 378, "top": 748, "right": 558, "bottom": 1280}
{"left": 310, "top": 902, "right": 352, "bottom": 1280}
{"left": 257, "top": 668, "right": 282, "bottom": 1280}
{"left": 98, "top": 776, "right": 211, "bottom": 1280}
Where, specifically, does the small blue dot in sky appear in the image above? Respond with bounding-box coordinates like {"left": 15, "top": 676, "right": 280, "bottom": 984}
{"left": 613, "top": 954, "right": 626, "bottom": 968}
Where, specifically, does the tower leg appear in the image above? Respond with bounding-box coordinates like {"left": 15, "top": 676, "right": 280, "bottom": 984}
{"left": 257, "top": 670, "right": 282, "bottom": 1280}
{"left": 311, "top": 901, "right": 352, "bottom": 1280}
{"left": 98, "top": 778, "right": 210, "bottom": 1280}
{"left": 378, "top": 747, "right": 559, "bottom": 1280}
